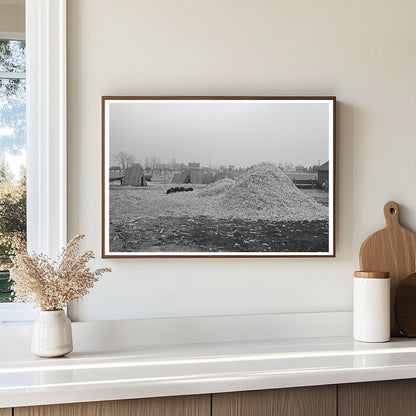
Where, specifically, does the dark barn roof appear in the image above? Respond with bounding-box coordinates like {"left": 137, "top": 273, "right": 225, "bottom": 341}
{"left": 318, "top": 161, "right": 329, "bottom": 172}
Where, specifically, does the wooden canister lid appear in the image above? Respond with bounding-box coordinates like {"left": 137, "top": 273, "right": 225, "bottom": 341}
{"left": 354, "top": 271, "right": 389, "bottom": 279}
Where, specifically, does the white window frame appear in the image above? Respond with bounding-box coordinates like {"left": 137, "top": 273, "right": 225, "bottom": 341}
{"left": 0, "top": 0, "right": 67, "bottom": 324}
{"left": 0, "top": 31, "right": 33, "bottom": 323}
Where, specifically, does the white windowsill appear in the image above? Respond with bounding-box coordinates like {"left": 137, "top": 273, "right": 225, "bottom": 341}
{"left": 0, "top": 303, "right": 36, "bottom": 324}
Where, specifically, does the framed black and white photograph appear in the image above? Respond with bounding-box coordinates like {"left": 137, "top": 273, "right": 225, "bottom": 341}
{"left": 102, "top": 96, "right": 335, "bottom": 258}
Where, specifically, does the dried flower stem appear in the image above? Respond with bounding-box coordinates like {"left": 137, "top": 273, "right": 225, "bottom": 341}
{"left": 10, "top": 235, "right": 111, "bottom": 310}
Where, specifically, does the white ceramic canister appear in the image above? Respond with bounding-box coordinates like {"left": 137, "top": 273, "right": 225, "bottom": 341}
{"left": 31, "top": 310, "right": 73, "bottom": 357}
{"left": 353, "top": 271, "right": 390, "bottom": 342}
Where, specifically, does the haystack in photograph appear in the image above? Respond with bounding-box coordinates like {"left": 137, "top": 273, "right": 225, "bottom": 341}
{"left": 102, "top": 97, "right": 335, "bottom": 257}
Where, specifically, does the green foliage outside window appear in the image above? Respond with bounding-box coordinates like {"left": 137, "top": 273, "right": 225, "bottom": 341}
{"left": 0, "top": 163, "right": 26, "bottom": 302}
{"left": 0, "top": 39, "right": 26, "bottom": 302}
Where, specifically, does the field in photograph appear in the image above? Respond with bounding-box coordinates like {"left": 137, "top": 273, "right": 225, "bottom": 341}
{"left": 109, "top": 166, "right": 329, "bottom": 253}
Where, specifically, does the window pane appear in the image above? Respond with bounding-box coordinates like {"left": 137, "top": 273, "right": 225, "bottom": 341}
{"left": 0, "top": 78, "right": 26, "bottom": 153}
{"left": 0, "top": 49, "right": 26, "bottom": 303}
{"left": 0, "top": 270, "right": 12, "bottom": 302}
{"left": 0, "top": 40, "right": 26, "bottom": 73}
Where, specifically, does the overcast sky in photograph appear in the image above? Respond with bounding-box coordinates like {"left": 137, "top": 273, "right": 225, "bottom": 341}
{"left": 108, "top": 100, "right": 330, "bottom": 168}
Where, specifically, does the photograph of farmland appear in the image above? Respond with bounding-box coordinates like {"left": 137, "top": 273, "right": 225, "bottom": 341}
{"left": 103, "top": 98, "right": 334, "bottom": 256}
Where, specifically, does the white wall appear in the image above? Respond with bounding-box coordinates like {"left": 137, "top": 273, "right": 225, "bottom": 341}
{"left": 67, "top": 0, "right": 416, "bottom": 322}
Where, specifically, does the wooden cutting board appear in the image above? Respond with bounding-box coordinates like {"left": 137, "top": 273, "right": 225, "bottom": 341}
{"left": 359, "top": 201, "right": 416, "bottom": 336}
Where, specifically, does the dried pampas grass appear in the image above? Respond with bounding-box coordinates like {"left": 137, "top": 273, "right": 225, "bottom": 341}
{"left": 10, "top": 234, "right": 111, "bottom": 311}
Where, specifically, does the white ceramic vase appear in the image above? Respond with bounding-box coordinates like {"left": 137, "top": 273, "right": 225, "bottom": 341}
{"left": 31, "top": 310, "right": 73, "bottom": 357}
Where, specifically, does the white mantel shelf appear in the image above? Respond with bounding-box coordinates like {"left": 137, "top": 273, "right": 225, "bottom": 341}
{"left": 2, "top": 335, "right": 416, "bottom": 409}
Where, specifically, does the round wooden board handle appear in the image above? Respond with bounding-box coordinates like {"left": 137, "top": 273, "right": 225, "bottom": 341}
{"left": 384, "top": 201, "right": 400, "bottom": 228}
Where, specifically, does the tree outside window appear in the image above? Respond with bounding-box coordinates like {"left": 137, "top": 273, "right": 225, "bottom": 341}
{"left": 0, "top": 38, "right": 26, "bottom": 302}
